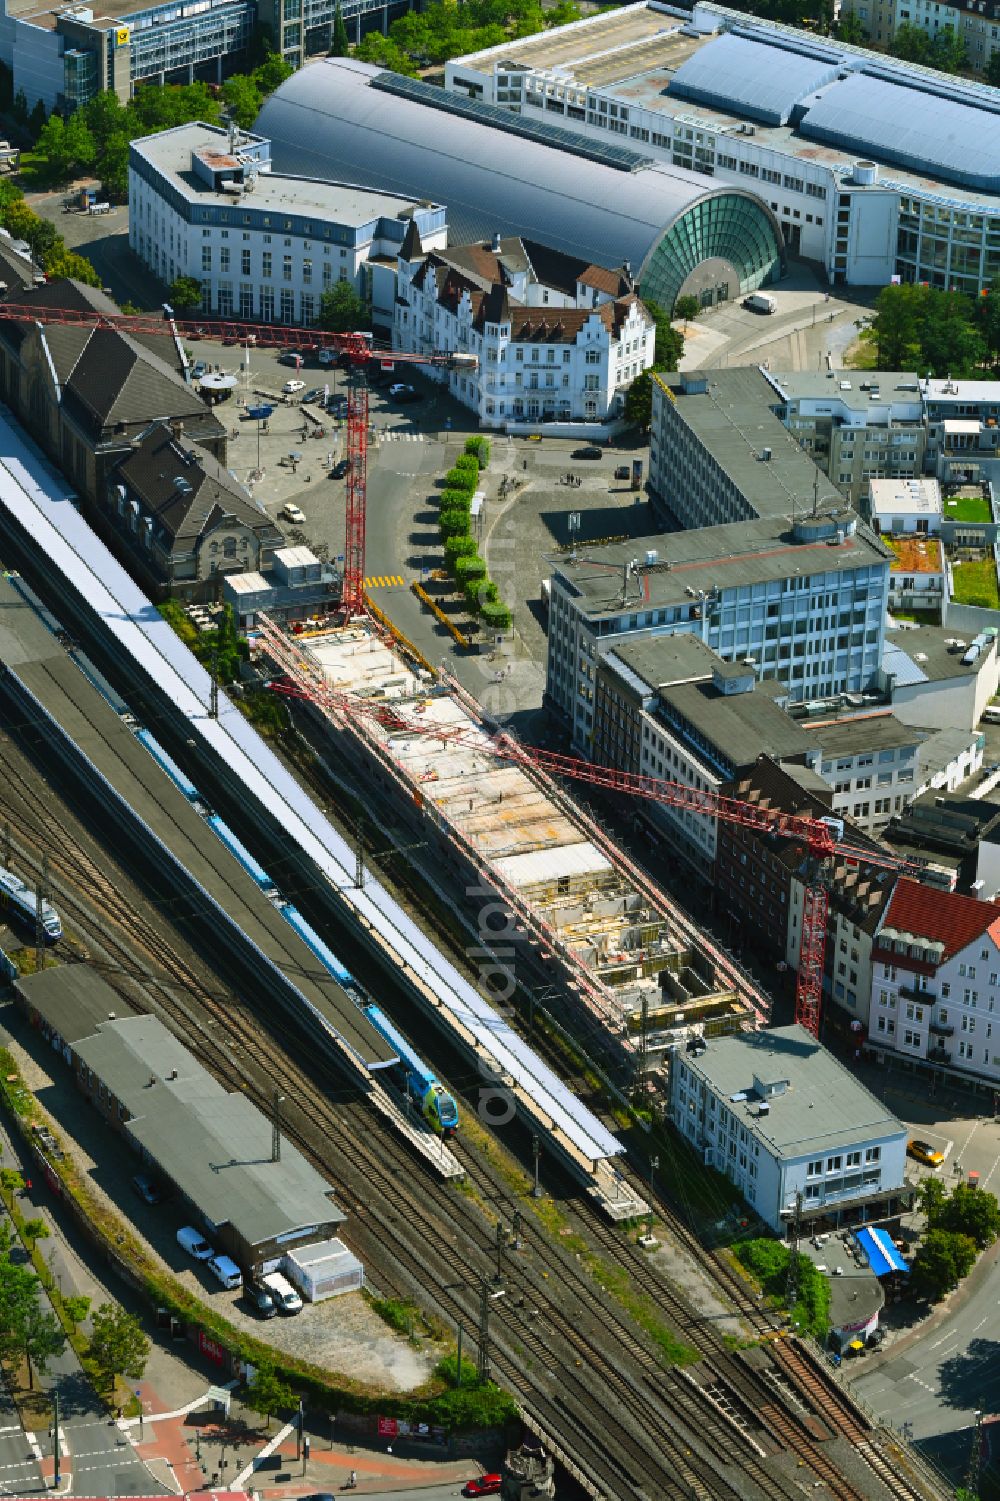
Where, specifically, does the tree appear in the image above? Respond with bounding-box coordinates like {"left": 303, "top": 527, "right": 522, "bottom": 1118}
{"left": 35, "top": 114, "right": 70, "bottom": 180}
{"left": 21, "top": 1217, "right": 49, "bottom": 1248}
{"left": 169, "top": 275, "right": 204, "bottom": 312}
{"left": 12, "top": 89, "right": 28, "bottom": 126}
{"left": 929, "top": 23, "right": 966, "bottom": 71}
{"left": 938, "top": 1182, "right": 1000, "bottom": 1249}
{"left": 977, "top": 273, "right": 1000, "bottom": 362}
{"left": 95, "top": 132, "right": 130, "bottom": 201}
{"left": 20, "top": 1304, "right": 64, "bottom": 1388}
{"left": 545, "top": 0, "right": 581, "bottom": 24}
{"left": 244, "top": 1362, "right": 294, "bottom": 1429}
{"left": 644, "top": 298, "right": 684, "bottom": 370}
{"left": 624, "top": 369, "right": 657, "bottom": 431}
{"left": 836, "top": 7, "right": 866, "bottom": 41}
{"left": 63, "top": 1294, "right": 91, "bottom": 1328}
{"left": 88, "top": 1303, "right": 150, "bottom": 1390}
{"left": 0, "top": 1169, "right": 24, "bottom": 1196}
{"left": 987, "top": 50, "right": 1000, "bottom": 86}
{"left": 674, "top": 294, "right": 701, "bottom": 326}
{"left": 42, "top": 250, "right": 102, "bottom": 286}
{"left": 353, "top": 32, "right": 420, "bottom": 75}
{"left": 317, "top": 280, "right": 366, "bottom": 333}
{"left": 28, "top": 97, "right": 47, "bottom": 140}
{"left": 909, "top": 1229, "right": 976, "bottom": 1301}
{"left": 860, "top": 283, "right": 925, "bottom": 369}
{"left": 916, "top": 1176, "right": 947, "bottom": 1223}
{"left": 221, "top": 74, "right": 262, "bottom": 130}
{"left": 0, "top": 1258, "right": 40, "bottom": 1370}
{"left": 253, "top": 52, "right": 294, "bottom": 94}
{"left": 331, "top": 0, "right": 350, "bottom": 55}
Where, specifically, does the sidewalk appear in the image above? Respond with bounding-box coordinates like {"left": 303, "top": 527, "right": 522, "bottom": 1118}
{"left": 116, "top": 1380, "right": 480, "bottom": 1497}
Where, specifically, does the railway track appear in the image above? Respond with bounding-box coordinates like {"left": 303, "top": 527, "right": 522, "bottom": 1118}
{"left": 0, "top": 726, "right": 946, "bottom": 1501}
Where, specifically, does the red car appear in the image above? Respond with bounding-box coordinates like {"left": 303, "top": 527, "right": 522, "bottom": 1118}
{"left": 463, "top": 1478, "right": 502, "bottom": 1497}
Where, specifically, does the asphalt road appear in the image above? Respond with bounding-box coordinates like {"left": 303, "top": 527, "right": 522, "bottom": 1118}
{"left": 0, "top": 1379, "right": 45, "bottom": 1496}
{"left": 0, "top": 1126, "right": 165, "bottom": 1498}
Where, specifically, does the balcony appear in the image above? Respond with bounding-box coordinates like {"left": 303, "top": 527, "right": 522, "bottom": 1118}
{"left": 899, "top": 983, "right": 934, "bottom": 1003}
{"left": 927, "top": 1045, "right": 952, "bottom": 1064}
{"left": 929, "top": 1018, "right": 954, "bottom": 1036}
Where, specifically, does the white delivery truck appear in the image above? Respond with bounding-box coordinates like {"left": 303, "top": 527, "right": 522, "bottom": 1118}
{"left": 742, "top": 292, "right": 777, "bottom": 314}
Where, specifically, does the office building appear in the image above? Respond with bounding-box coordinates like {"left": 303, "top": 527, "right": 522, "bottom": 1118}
{"left": 879, "top": 621, "right": 1000, "bottom": 730}
{"left": 394, "top": 233, "right": 654, "bottom": 429}
{"left": 256, "top": 57, "right": 785, "bottom": 316}
{"left": 0, "top": 0, "right": 413, "bottom": 113}
{"left": 670, "top": 1024, "right": 911, "bottom": 1234}
{"left": 547, "top": 513, "right": 891, "bottom": 751}
{"left": 129, "top": 122, "right": 447, "bottom": 327}
{"left": 447, "top": 0, "right": 1000, "bottom": 294}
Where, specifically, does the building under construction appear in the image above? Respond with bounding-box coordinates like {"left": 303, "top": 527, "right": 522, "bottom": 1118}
{"left": 263, "top": 621, "right": 766, "bottom": 1080}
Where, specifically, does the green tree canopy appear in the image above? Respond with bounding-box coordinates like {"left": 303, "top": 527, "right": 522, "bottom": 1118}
{"left": 674, "top": 294, "right": 701, "bottom": 324}
{"left": 332, "top": 0, "right": 350, "bottom": 55}
{"left": 317, "top": 280, "right": 367, "bottom": 333}
{"left": 244, "top": 1362, "right": 294, "bottom": 1429}
{"left": 909, "top": 1229, "right": 976, "bottom": 1301}
{"left": 88, "top": 1303, "right": 150, "bottom": 1390}
{"left": 221, "top": 73, "right": 262, "bottom": 130}
{"left": 169, "top": 275, "right": 203, "bottom": 312}
{"left": 836, "top": 9, "right": 866, "bottom": 42}
{"left": 862, "top": 283, "right": 987, "bottom": 378}
{"left": 936, "top": 1182, "right": 1000, "bottom": 1249}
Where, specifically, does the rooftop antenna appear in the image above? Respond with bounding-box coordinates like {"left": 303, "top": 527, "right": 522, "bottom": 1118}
{"left": 812, "top": 470, "right": 820, "bottom": 517}
{"left": 227, "top": 113, "right": 237, "bottom": 156}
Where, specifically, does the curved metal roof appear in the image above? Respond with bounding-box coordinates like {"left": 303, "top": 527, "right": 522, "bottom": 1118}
{"left": 669, "top": 32, "right": 841, "bottom": 127}
{"left": 255, "top": 58, "right": 754, "bottom": 270}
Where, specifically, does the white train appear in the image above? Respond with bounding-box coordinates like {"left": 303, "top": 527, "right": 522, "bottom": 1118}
{"left": 0, "top": 865, "right": 62, "bottom": 942}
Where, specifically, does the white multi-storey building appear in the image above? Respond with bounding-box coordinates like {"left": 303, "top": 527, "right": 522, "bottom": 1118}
{"left": 869, "top": 877, "right": 1000, "bottom": 1086}
{"left": 670, "top": 1025, "right": 911, "bottom": 1234}
{"left": 447, "top": 0, "right": 1000, "bottom": 297}
{"left": 393, "top": 233, "right": 654, "bottom": 429}
{"left": 128, "top": 122, "right": 447, "bottom": 329}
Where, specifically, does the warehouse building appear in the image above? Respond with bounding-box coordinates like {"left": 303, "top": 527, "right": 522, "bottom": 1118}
{"left": 129, "top": 122, "right": 447, "bottom": 328}
{"left": 255, "top": 57, "right": 785, "bottom": 316}
{"left": 16, "top": 967, "right": 348, "bottom": 1274}
{"left": 446, "top": 0, "right": 1000, "bottom": 294}
{"left": 670, "top": 1024, "right": 912, "bottom": 1234}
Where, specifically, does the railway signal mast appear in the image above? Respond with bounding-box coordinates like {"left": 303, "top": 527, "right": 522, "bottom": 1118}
{"left": 255, "top": 613, "right": 919, "bottom": 1041}
{"left": 0, "top": 303, "right": 477, "bottom": 619}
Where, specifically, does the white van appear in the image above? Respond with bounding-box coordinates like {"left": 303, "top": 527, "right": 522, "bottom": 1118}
{"left": 263, "top": 1270, "right": 303, "bottom": 1315}
{"left": 743, "top": 292, "right": 777, "bottom": 314}
{"left": 983, "top": 705, "right": 1000, "bottom": 724}
{"left": 207, "top": 1254, "right": 242, "bottom": 1291}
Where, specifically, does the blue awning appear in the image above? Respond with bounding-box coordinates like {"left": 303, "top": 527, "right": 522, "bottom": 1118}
{"left": 857, "top": 1227, "right": 909, "bottom": 1276}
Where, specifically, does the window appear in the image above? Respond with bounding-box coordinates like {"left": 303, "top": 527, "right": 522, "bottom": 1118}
{"left": 241, "top": 249, "right": 251, "bottom": 276}
{"left": 865, "top": 1146, "right": 880, "bottom": 1163}
{"left": 201, "top": 246, "right": 211, "bottom": 272}
{"left": 283, "top": 256, "right": 293, "bottom": 283}
{"left": 826, "top": 1155, "right": 842, "bottom": 1172}
{"left": 262, "top": 251, "right": 272, "bottom": 278}
{"left": 806, "top": 1158, "right": 823, "bottom": 1177}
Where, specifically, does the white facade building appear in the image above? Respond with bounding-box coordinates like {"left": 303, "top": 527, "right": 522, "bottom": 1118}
{"left": 670, "top": 1025, "right": 910, "bottom": 1234}
{"left": 869, "top": 877, "right": 1000, "bottom": 1087}
{"left": 393, "top": 234, "right": 654, "bottom": 430}
{"left": 447, "top": 1, "right": 1000, "bottom": 296}
{"left": 868, "top": 477, "right": 943, "bottom": 534}
{"left": 128, "top": 122, "right": 447, "bottom": 329}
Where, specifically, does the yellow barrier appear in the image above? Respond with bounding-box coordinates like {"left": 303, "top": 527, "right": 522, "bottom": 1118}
{"left": 411, "top": 582, "right": 471, "bottom": 650}
{"left": 364, "top": 593, "right": 438, "bottom": 674}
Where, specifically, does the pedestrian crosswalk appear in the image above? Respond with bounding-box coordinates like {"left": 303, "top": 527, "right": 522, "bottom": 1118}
{"left": 364, "top": 574, "right": 407, "bottom": 588}
{"left": 381, "top": 430, "right": 426, "bottom": 441}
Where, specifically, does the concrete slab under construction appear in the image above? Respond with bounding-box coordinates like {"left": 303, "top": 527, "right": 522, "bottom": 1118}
{"left": 298, "top": 625, "right": 755, "bottom": 1074}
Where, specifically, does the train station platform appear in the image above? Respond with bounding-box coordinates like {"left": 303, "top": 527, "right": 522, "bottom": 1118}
{"left": 0, "top": 574, "right": 462, "bottom": 1181}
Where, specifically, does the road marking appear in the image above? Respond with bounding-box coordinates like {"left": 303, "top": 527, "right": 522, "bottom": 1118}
{"left": 363, "top": 575, "right": 406, "bottom": 588}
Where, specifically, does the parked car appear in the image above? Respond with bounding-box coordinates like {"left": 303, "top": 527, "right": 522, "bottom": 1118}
{"left": 318, "top": 348, "right": 337, "bottom": 367}
{"left": 262, "top": 1270, "right": 303, "bottom": 1315}
{"left": 573, "top": 446, "right": 603, "bottom": 460}
{"left": 246, "top": 1279, "right": 277, "bottom": 1319}
{"left": 177, "top": 1226, "right": 214, "bottom": 1261}
{"left": 207, "top": 1253, "right": 242, "bottom": 1290}
{"left": 332, "top": 458, "right": 350, "bottom": 479}
{"left": 388, "top": 382, "right": 418, "bottom": 401}
{"left": 280, "top": 503, "right": 306, "bottom": 525}
{"left": 463, "top": 1478, "right": 502, "bottom": 1498}
{"left": 190, "top": 360, "right": 207, "bottom": 381}
{"left": 907, "top": 1139, "right": 945, "bottom": 1167}
{"left": 131, "top": 1172, "right": 166, "bottom": 1205}
{"left": 279, "top": 351, "right": 303, "bottom": 367}
{"left": 615, "top": 464, "right": 630, "bottom": 479}
{"left": 301, "top": 387, "right": 324, "bottom": 405}
{"left": 282, "top": 379, "right": 306, "bottom": 394}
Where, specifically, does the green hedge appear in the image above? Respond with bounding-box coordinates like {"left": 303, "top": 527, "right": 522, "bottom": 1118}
{"left": 480, "top": 599, "right": 512, "bottom": 630}
{"left": 454, "top": 554, "right": 486, "bottom": 584}
{"left": 439, "top": 488, "right": 472, "bottom": 511}
{"left": 444, "top": 535, "right": 477, "bottom": 563}
{"left": 444, "top": 467, "right": 476, "bottom": 493}
{"left": 439, "top": 509, "right": 472, "bottom": 540}
{"left": 453, "top": 454, "right": 479, "bottom": 476}
{"left": 464, "top": 436, "right": 490, "bottom": 468}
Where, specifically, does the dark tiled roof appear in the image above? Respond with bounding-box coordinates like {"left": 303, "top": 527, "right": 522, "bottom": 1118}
{"left": 0, "top": 239, "right": 37, "bottom": 293}
{"left": 579, "top": 262, "right": 634, "bottom": 296}
{"left": 399, "top": 217, "right": 424, "bottom": 262}
{"left": 114, "top": 422, "right": 283, "bottom": 551}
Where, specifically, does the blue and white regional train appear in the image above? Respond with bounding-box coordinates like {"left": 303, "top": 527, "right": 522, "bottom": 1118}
{"left": 0, "top": 865, "right": 63, "bottom": 942}
{"left": 129, "top": 729, "right": 460, "bottom": 1134}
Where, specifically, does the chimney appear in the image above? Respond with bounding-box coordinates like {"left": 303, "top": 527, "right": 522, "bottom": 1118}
{"left": 170, "top": 418, "right": 183, "bottom": 443}
{"left": 167, "top": 1069, "right": 178, "bottom": 1080}
{"left": 492, "top": 230, "right": 501, "bottom": 254}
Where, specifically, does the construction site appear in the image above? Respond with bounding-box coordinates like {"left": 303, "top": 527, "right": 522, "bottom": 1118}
{"left": 261, "top": 619, "right": 767, "bottom": 1084}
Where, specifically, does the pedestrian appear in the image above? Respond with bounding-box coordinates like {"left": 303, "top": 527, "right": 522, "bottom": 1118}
{"left": 349, "top": 1470, "right": 357, "bottom": 1488}
{"left": 523, "top": 459, "right": 527, "bottom": 471}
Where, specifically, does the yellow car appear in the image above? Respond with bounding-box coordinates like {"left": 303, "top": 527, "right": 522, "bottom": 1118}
{"left": 907, "top": 1139, "right": 945, "bottom": 1168}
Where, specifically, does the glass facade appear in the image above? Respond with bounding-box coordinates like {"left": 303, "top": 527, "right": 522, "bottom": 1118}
{"left": 63, "top": 48, "right": 98, "bottom": 109}
{"left": 896, "top": 195, "right": 1000, "bottom": 296}
{"left": 640, "top": 192, "right": 782, "bottom": 312}
{"left": 127, "top": 0, "right": 252, "bottom": 80}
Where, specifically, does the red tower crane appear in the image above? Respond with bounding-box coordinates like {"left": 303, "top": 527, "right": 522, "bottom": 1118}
{"left": 0, "top": 304, "right": 477, "bottom": 618}
{"left": 253, "top": 612, "right": 919, "bottom": 1040}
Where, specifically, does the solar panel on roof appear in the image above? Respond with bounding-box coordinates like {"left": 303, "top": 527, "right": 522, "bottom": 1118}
{"left": 373, "top": 71, "right": 654, "bottom": 172}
